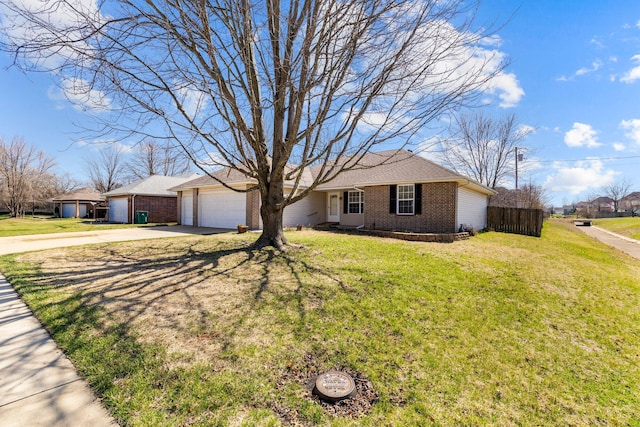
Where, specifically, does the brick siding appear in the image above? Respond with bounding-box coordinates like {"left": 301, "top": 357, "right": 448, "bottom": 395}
{"left": 134, "top": 196, "right": 177, "bottom": 223}
{"left": 364, "top": 182, "right": 457, "bottom": 233}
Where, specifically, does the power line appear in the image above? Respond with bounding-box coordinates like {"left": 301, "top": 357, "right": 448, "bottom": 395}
{"left": 533, "top": 154, "right": 640, "bottom": 164}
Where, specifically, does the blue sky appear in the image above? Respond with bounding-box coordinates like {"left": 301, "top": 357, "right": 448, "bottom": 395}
{"left": 1, "top": 0, "right": 640, "bottom": 206}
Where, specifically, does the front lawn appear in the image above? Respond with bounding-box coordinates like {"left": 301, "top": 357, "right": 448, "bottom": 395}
{"left": 594, "top": 216, "right": 640, "bottom": 240}
{"left": 0, "top": 216, "right": 162, "bottom": 237}
{"left": 1, "top": 220, "right": 639, "bottom": 425}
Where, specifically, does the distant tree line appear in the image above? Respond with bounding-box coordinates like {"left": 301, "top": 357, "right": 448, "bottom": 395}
{"left": 85, "top": 140, "right": 192, "bottom": 193}
{"left": 1, "top": 136, "right": 192, "bottom": 217}
{"left": 0, "top": 136, "right": 69, "bottom": 217}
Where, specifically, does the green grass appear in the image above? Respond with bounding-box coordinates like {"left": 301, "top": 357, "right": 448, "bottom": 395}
{"left": 0, "top": 215, "right": 164, "bottom": 237}
{"left": 594, "top": 216, "right": 640, "bottom": 240}
{"left": 1, "top": 220, "right": 639, "bottom": 425}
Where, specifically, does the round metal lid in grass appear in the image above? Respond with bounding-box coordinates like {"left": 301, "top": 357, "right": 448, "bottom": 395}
{"left": 313, "top": 370, "right": 356, "bottom": 402}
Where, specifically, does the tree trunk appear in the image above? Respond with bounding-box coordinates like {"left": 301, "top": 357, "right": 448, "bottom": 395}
{"left": 254, "top": 179, "right": 289, "bottom": 250}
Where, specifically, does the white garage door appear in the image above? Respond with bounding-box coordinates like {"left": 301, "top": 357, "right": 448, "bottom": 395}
{"left": 181, "top": 193, "right": 193, "bottom": 226}
{"left": 109, "top": 198, "right": 129, "bottom": 223}
{"left": 62, "top": 203, "right": 76, "bottom": 218}
{"left": 62, "top": 203, "right": 87, "bottom": 218}
{"left": 198, "top": 189, "right": 246, "bottom": 229}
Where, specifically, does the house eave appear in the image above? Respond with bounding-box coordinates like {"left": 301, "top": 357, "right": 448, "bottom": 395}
{"left": 316, "top": 177, "right": 496, "bottom": 196}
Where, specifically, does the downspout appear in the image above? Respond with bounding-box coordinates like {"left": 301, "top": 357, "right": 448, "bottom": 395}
{"left": 131, "top": 194, "right": 136, "bottom": 224}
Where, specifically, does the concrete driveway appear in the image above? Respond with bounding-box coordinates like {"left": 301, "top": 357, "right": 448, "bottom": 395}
{"left": 0, "top": 225, "right": 230, "bottom": 256}
{"left": 0, "top": 225, "right": 229, "bottom": 426}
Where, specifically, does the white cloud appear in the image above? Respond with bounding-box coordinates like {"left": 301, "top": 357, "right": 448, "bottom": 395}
{"left": 80, "top": 139, "right": 133, "bottom": 154}
{"left": 620, "top": 118, "right": 640, "bottom": 146}
{"left": 564, "top": 123, "right": 601, "bottom": 148}
{"left": 484, "top": 71, "right": 525, "bottom": 108}
{"left": 52, "top": 78, "right": 112, "bottom": 112}
{"left": 516, "top": 124, "right": 536, "bottom": 137}
{"left": 559, "top": 59, "right": 604, "bottom": 81}
{"left": 0, "top": 0, "right": 102, "bottom": 69}
{"left": 613, "top": 142, "right": 626, "bottom": 151}
{"left": 544, "top": 159, "right": 616, "bottom": 194}
{"left": 392, "top": 21, "right": 524, "bottom": 109}
{"left": 620, "top": 55, "right": 640, "bottom": 83}
{"left": 575, "top": 60, "right": 603, "bottom": 76}
{"left": 480, "top": 34, "right": 503, "bottom": 48}
{"left": 175, "top": 82, "right": 209, "bottom": 118}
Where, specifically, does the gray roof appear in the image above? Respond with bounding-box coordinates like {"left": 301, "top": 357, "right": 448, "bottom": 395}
{"left": 313, "top": 150, "right": 471, "bottom": 188}
{"left": 52, "top": 187, "right": 104, "bottom": 202}
{"left": 103, "top": 174, "right": 201, "bottom": 197}
{"left": 170, "top": 150, "right": 495, "bottom": 196}
{"left": 170, "top": 163, "right": 315, "bottom": 191}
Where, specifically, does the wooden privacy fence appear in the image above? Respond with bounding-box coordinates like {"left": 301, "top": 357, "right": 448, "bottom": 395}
{"left": 487, "top": 206, "right": 544, "bottom": 237}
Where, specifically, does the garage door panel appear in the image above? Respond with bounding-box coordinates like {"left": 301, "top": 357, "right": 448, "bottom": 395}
{"left": 198, "top": 189, "right": 245, "bottom": 229}
{"left": 181, "top": 194, "right": 193, "bottom": 226}
{"left": 62, "top": 203, "right": 76, "bottom": 218}
{"left": 109, "top": 198, "right": 128, "bottom": 223}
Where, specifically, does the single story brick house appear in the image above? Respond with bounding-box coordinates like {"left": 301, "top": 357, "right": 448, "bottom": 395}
{"left": 51, "top": 187, "right": 105, "bottom": 219}
{"left": 171, "top": 151, "right": 496, "bottom": 233}
{"left": 103, "top": 174, "right": 200, "bottom": 223}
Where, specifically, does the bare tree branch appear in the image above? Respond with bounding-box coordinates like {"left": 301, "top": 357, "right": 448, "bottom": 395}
{"left": 1, "top": 0, "right": 509, "bottom": 247}
{"left": 0, "top": 136, "right": 57, "bottom": 217}
{"left": 84, "top": 145, "right": 126, "bottom": 193}
{"left": 440, "top": 112, "right": 534, "bottom": 188}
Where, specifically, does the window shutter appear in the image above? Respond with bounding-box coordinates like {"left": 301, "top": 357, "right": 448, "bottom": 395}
{"left": 415, "top": 183, "right": 422, "bottom": 215}
{"left": 389, "top": 185, "right": 397, "bottom": 214}
{"left": 343, "top": 192, "right": 348, "bottom": 214}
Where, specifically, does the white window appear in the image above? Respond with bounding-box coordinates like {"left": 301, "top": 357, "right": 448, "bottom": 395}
{"left": 397, "top": 184, "right": 414, "bottom": 215}
{"left": 348, "top": 191, "right": 364, "bottom": 214}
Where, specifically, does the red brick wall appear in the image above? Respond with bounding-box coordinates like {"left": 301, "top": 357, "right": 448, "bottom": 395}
{"left": 134, "top": 196, "right": 178, "bottom": 223}
{"left": 364, "top": 182, "right": 457, "bottom": 233}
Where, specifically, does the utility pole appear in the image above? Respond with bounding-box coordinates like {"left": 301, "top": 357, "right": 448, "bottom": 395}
{"left": 515, "top": 146, "right": 519, "bottom": 190}
{"left": 515, "top": 147, "right": 524, "bottom": 208}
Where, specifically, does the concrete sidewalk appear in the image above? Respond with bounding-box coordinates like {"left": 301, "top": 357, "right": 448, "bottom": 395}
{"left": 0, "top": 275, "right": 117, "bottom": 427}
{"left": 575, "top": 224, "right": 640, "bottom": 261}
{"left": 0, "top": 225, "right": 229, "bottom": 426}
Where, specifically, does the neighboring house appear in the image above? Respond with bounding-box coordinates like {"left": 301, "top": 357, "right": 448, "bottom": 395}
{"left": 171, "top": 150, "right": 496, "bottom": 233}
{"left": 51, "top": 188, "right": 105, "bottom": 219}
{"left": 620, "top": 192, "right": 640, "bottom": 214}
{"left": 103, "top": 174, "right": 200, "bottom": 223}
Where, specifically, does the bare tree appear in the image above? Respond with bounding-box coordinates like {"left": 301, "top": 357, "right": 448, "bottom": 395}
{"left": 489, "top": 183, "right": 547, "bottom": 209}
{"left": 85, "top": 145, "right": 126, "bottom": 193}
{"left": 601, "top": 178, "right": 634, "bottom": 214}
{"left": 0, "top": 136, "right": 57, "bottom": 217}
{"left": 517, "top": 183, "right": 547, "bottom": 210}
{"left": 126, "top": 140, "right": 193, "bottom": 181}
{"left": 53, "top": 172, "right": 82, "bottom": 195}
{"left": 1, "top": 0, "right": 509, "bottom": 248}
{"left": 441, "top": 113, "right": 533, "bottom": 188}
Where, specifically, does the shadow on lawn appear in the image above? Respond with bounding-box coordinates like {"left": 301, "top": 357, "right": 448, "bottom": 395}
{"left": 9, "top": 239, "right": 351, "bottom": 360}
{"left": 4, "top": 241, "right": 379, "bottom": 422}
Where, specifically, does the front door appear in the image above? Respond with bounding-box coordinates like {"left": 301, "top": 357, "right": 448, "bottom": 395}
{"left": 327, "top": 192, "right": 340, "bottom": 223}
